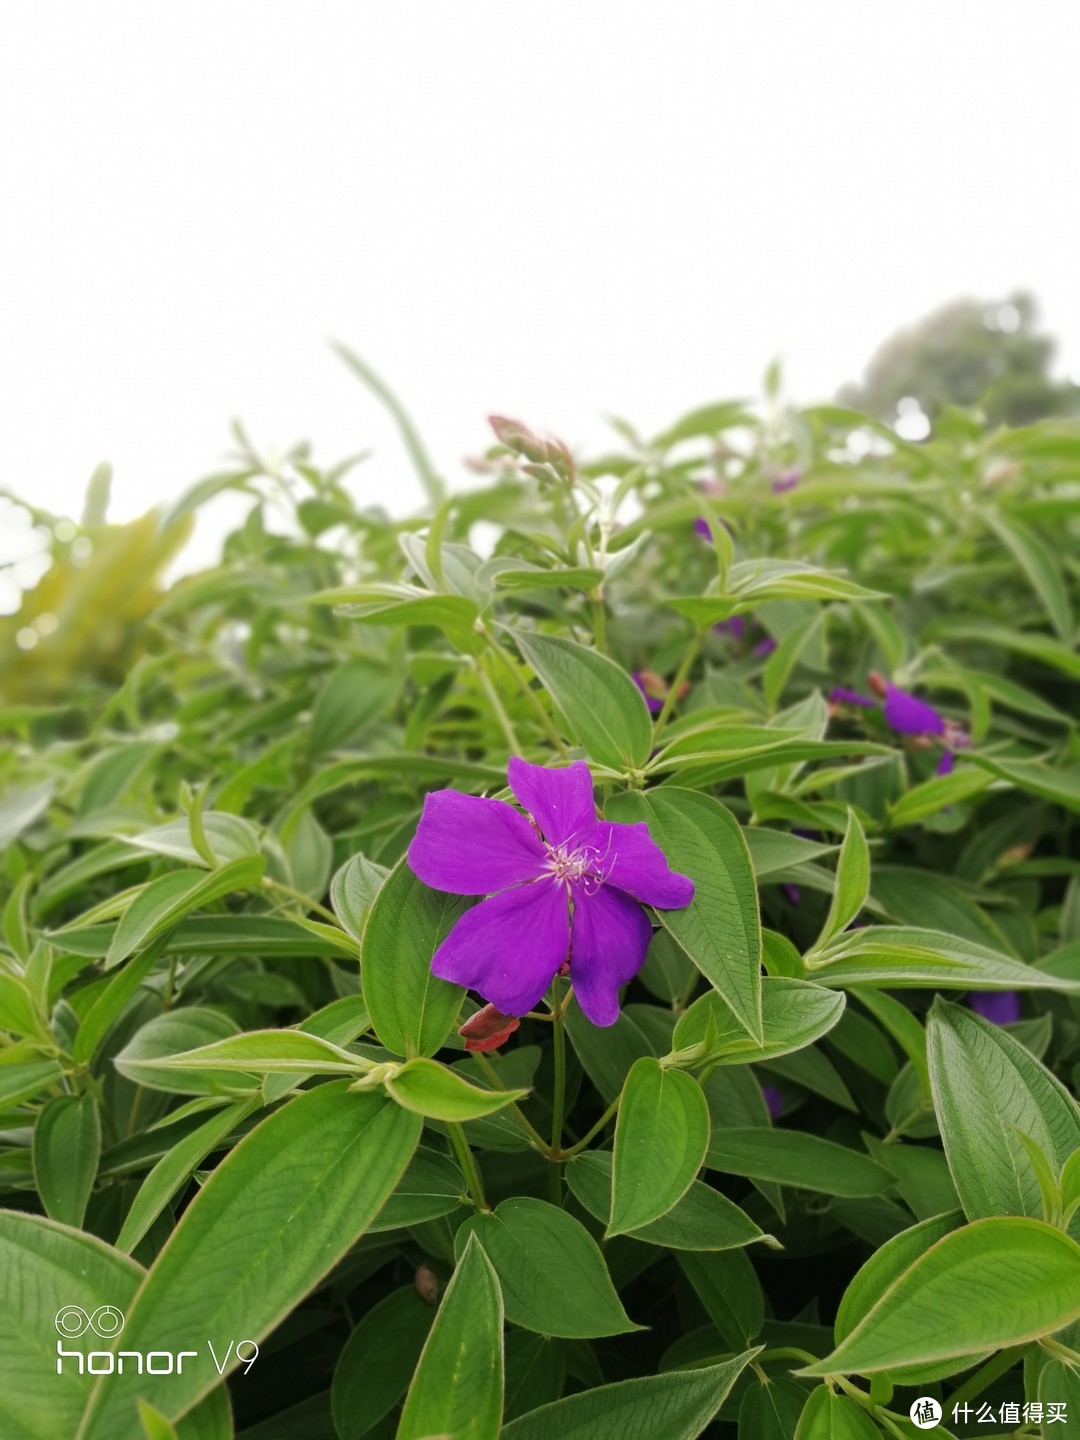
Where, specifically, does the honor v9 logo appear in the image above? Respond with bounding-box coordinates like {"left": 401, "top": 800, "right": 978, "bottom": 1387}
{"left": 53, "top": 1305, "right": 259, "bottom": 1378}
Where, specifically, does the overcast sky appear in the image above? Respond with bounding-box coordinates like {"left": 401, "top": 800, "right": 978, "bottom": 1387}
{"left": 2, "top": 1, "right": 1078, "bottom": 578}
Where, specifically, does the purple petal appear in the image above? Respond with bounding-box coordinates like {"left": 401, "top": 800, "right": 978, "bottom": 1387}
{"left": 694, "top": 516, "right": 712, "bottom": 539}
{"left": 431, "top": 880, "right": 570, "bottom": 1016}
{"left": 752, "top": 635, "right": 778, "bottom": 658}
{"left": 507, "top": 757, "right": 597, "bottom": 848}
{"left": 715, "top": 615, "right": 746, "bottom": 641}
{"left": 409, "top": 789, "right": 547, "bottom": 895}
{"left": 883, "top": 684, "right": 946, "bottom": 736}
{"left": 569, "top": 884, "right": 653, "bottom": 1026}
{"left": 771, "top": 470, "right": 800, "bottom": 494}
{"left": 935, "top": 749, "right": 955, "bottom": 777}
{"left": 970, "top": 991, "right": 1021, "bottom": 1026}
{"left": 632, "top": 672, "right": 664, "bottom": 715}
{"left": 590, "top": 821, "right": 695, "bottom": 909}
{"left": 782, "top": 883, "right": 801, "bottom": 906}
{"left": 830, "top": 686, "right": 878, "bottom": 709}
{"left": 762, "top": 1085, "right": 784, "bottom": 1119}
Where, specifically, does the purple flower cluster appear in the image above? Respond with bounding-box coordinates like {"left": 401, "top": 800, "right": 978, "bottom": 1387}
{"left": 829, "top": 673, "right": 968, "bottom": 775}
{"left": 408, "top": 759, "right": 694, "bottom": 1027}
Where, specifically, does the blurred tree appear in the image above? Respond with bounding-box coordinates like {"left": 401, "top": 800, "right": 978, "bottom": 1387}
{"left": 840, "top": 291, "right": 1080, "bottom": 428}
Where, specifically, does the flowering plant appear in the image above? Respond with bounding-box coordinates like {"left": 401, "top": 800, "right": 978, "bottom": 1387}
{"left": 0, "top": 392, "right": 1077, "bottom": 1437}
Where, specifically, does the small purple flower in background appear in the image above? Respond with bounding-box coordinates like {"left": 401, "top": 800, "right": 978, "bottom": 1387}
{"left": 694, "top": 515, "right": 714, "bottom": 540}
{"left": 771, "top": 469, "right": 800, "bottom": 494}
{"left": 714, "top": 613, "right": 775, "bottom": 657}
{"left": 970, "top": 991, "right": 1021, "bottom": 1025}
{"left": 831, "top": 672, "right": 969, "bottom": 774}
{"left": 408, "top": 758, "right": 695, "bottom": 1027}
{"left": 781, "top": 883, "right": 801, "bottom": 906}
{"left": 714, "top": 614, "right": 747, "bottom": 642}
{"left": 632, "top": 670, "right": 665, "bottom": 715}
{"left": 752, "top": 635, "right": 778, "bottom": 658}
{"left": 762, "top": 1085, "right": 784, "bottom": 1119}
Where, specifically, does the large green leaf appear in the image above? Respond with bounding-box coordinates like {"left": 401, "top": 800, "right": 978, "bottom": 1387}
{"left": 608, "top": 1057, "right": 710, "bottom": 1236}
{"left": 801, "top": 1217, "right": 1080, "bottom": 1375}
{"left": 385, "top": 1057, "right": 529, "bottom": 1121}
{"left": 397, "top": 1235, "right": 503, "bottom": 1440}
{"left": 360, "top": 854, "right": 468, "bottom": 1058}
{"left": 500, "top": 1350, "right": 759, "bottom": 1440}
{"left": 607, "top": 788, "right": 762, "bottom": 1040}
{"left": 927, "top": 999, "right": 1080, "bottom": 1220}
{"left": 706, "top": 1129, "right": 891, "bottom": 1198}
{"left": 0, "top": 1211, "right": 144, "bottom": 1440}
{"left": 512, "top": 630, "right": 652, "bottom": 771}
{"left": 456, "top": 1197, "right": 638, "bottom": 1339}
{"left": 331, "top": 1285, "right": 435, "bottom": 1440}
{"left": 103, "top": 856, "right": 265, "bottom": 969}
{"left": 814, "top": 810, "right": 869, "bottom": 949}
{"left": 76, "top": 1082, "right": 421, "bottom": 1437}
{"left": 807, "top": 927, "right": 1080, "bottom": 994}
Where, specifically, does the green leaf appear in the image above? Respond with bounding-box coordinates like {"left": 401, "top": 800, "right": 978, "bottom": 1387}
{"left": 968, "top": 754, "right": 1080, "bottom": 814}
{"left": 330, "top": 853, "right": 388, "bottom": 942}
{"left": 312, "top": 584, "right": 479, "bottom": 631}
{"left": 331, "top": 1285, "right": 435, "bottom": 1440}
{"left": 815, "top": 811, "right": 869, "bottom": 949}
{"left": 512, "top": 630, "right": 652, "bottom": 770}
{"left": 493, "top": 564, "right": 605, "bottom": 591}
{"left": 104, "top": 856, "right": 265, "bottom": 969}
{"left": 118, "top": 1028, "right": 369, "bottom": 1079}
{"left": 738, "top": 1374, "right": 807, "bottom": 1440}
{"left": 385, "top": 1057, "right": 529, "bottom": 1121}
{"left": 808, "top": 926, "right": 1080, "bottom": 994}
{"left": 500, "top": 1350, "right": 759, "bottom": 1440}
{"left": 0, "top": 779, "right": 53, "bottom": 848}
{"left": 672, "top": 979, "right": 845, "bottom": 1068}
{"left": 115, "top": 1099, "right": 256, "bottom": 1255}
{"left": 0, "top": 1211, "right": 143, "bottom": 1440}
{"left": 608, "top": 1057, "right": 710, "bottom": 1236}
{"left": 122, "top": 813, "right": 261, "bottom": 866}
{"left": 800, "top": 1217, "right": 1080, "bottom": 1375}
{"left": 360, "top": 855, "right": 468, "bottom": 1059}
{"left": 456, "top": 1197, "right": 639, "bottom": 1338}
{"left": 111, "top": 1009, "right": 246, "bottom": 1095}
{"left": 76, "top": 1083, "right": 421, "bottom": 1437}
{"left": 567, "top": 1152, "right": 771, "bottom": 1251}
{"left": 794, "top": 1386, "right": 884, "bottom": 1439}
{"left": 135, "top": 1400, "right": 177, "bottom": 1440}
{"left": 679, "top": 1249, "right": 764, "bottom": 1347}
{"left": 607, "top": 789, "right": 762, "bottom": 1041}
{"left": 32, "top": 1094, "right": 100, "bottom": 1228}
{"left": 927, "top": 999, "right": 1080, "bottom": 1220}
{"left": 366, "top": 1145, "right": 467, "bottom": 1232}
{"left": 887, "top": 768, "right": 992, "bottom": 827}
{"left": 706, "top": 1129, "right": 891, "bottom": 1198}
{"left": 985, "top": 509, "right": 1073, "bottom": 641}
{"left": 397, "top": 1234, "right": 504, "bottom": 1440}
{"left": 309, "top": 657, "right": 400, "bottom": 755}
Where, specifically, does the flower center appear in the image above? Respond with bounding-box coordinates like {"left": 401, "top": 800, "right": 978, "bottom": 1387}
{"left": 545, "top": 843, "right": 602, "bottom": 890}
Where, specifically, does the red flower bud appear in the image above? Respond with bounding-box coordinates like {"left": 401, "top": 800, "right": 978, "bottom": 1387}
{"left": 459, "top": 1003, "right": 521, "bottom": 1053}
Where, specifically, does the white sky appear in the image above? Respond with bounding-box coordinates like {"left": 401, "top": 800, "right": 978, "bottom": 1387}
{"left": 2, "top": 1, "right": 1078, "bottom": 577}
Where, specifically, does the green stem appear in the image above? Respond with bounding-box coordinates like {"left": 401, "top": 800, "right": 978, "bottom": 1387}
{"left": 562, "top": 1095, "right": 620, "bottom": 1159}
{"left": 448, "top": 1123, "right": 489, "bottom": 1212}
{"left": 650, "top": 632, "right": 701, "bottom": 744}
{"left": 549, "top": 980, "right": 568, "bottom": 1202}
{"left": 932, "top": 1344, "right": 1024, "bottom": 1411}
{"left": 471, "top": 1053, "right": 548, "bottom": 1152}
{"left": 591, "top": 591, "right": 607, "bottom": 655}
{"left": 476, "top": 659, "right": 522, "bottom": 755}
{"left": 483, "top": 630, "right": 569, "bottom": 756}
{"left": 262, "top": 876, "right": 340, "bottom": 926}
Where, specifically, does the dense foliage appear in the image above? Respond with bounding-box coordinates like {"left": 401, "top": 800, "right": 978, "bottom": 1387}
{"left": 1, "top": 390, "right": 1079, "bottom": 1440}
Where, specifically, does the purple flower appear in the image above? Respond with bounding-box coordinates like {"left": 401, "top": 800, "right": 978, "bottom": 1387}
{"left": 781, "top": 883, "right": 801, "bottom": 906}
{"left": 771, "top": 469, "right": 800, "bottom": 494}
{"left": 752, "top": 635, "right": 778, "bottom": 658}
{"left": 762, "top": 1085, "right": 784, "bottom": 1119}
{"left": 694, "top": 515, "right": 713, "bottom": 540}
{"left": 408, "top": 759, "right": 695, "bottom": 1027}
{"left": 970, "top": 991, "right": 1021, "bottom": 1026}
{"left": 715, "top": 615, "right": 747, "bottom": 641}
{"left": 881, "top": 684, "right": 946, "bottom": 737}
{"left": 632, "top": 670, "right": 665, "bottom": 715}
{"left": 935, "top": 749, "right": 955, "bottom": 777}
